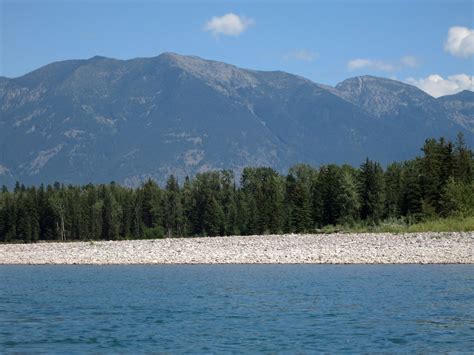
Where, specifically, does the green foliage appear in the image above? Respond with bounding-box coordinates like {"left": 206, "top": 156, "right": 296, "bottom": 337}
{"left": 143, "top": 226, "right": 165, "bottom": 239}
{"left": 284, "top": 164, "right": 316, "bottom": 233}
{"left": 312, "top": 165, "right": 359, "bottom": 226}
{"left": 358, "top": 158, "right": 385, "bottom": 223}
{"left": 420, "top": 137, "right": 455, "bottom": 213}
{"left": 400, "top": 159, "right": 423, "bottom": 217}
{"left": 0, "top": 134, "right": 472, "bottom": 243}
{"left": 384, "top": 162, "right": 403, "bottom": 218}
{"left": 163, "top": 175, "right": 183, "bottom": 237}
{"left": 241, "top": 167, "right": 284, "bottom": 234}
{"left": 454, "top": 132, "right": 474, "bottom": 184}
{"left": 440, "top": 178, "right": 474, "bottom": 217}
{"left": 337, "top": 215, "right": 474, "bottom": 233}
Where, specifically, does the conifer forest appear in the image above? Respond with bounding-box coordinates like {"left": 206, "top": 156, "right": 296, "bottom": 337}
{"left": 1, "top": 135, "right": 473, "bottom": 243}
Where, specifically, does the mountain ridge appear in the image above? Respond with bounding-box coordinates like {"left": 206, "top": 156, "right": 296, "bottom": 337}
{"left": 3, "top": 53, "right": 468, "bottom": 100}
{"left": 0, "top": 53, "right": 472, "bottom": 187}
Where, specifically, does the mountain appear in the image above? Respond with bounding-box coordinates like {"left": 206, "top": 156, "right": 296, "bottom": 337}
{"left": 333, "top": 75, "right": 471, "bottom": 157}
{"left": 437, "top": 90, "right": 474, "bottom": 132}
{"left": 0, "top": 53, "right": 472, "bottom": 186}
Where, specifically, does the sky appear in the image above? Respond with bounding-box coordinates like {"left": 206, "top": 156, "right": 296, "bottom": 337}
{"left": 1, "top": 0, "right": 473, "bottom": 97}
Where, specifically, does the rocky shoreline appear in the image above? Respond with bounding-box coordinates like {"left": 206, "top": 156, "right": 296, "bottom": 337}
{"left": 0, "top": 232, "right": 473, "bottom": 265}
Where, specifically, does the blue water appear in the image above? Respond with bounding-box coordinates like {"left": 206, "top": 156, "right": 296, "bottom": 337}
{"left": 1, "top": 265, "right": 473, "bottom": 352}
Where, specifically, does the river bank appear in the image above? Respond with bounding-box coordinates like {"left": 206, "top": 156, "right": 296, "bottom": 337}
{"left": 1, "top": 232, "right": 473, "bottom": 264}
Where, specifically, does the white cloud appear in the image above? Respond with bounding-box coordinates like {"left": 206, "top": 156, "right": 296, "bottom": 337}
{"left": 444, "top": 26, "right": 474, "bottom": 58}
{"left": 406, "top": 74, "right": 474, "bottom": 98}
{"left": 347, "top": 56, "right": 419, "bottom": 72}
{"left": 283, "top": 50, "right": 319, "bottom": 62}
{"left": 347, "top": 59, "right": 396, "bottom": 72}
{"left": 203, "top": 13, "right": 254, "bottom": 37}
{"left": 400, "top": 56, "right": 419, "bottom": 68}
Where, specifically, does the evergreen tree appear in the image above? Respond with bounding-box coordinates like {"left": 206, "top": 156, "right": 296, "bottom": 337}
{"left": 219, "top": 170, "right": 238, "bottom": 235}
{"left": 101, "top": 187, "right": 121, "bottom": 240}
{"left": 1, "top": 193, "right": 17, "bottom": 242}
{"left": 358, "top": 158, "right": 385, "bottom": 223}
{"left": 241, "top": 167, "right": 284, "bottom": 234}
{"left": 202, "top": 195, "right": 224, "bottom": 236}
{"left": 37, "top": 185, "right": 57, "bottom": 240}
{"left": 49, "top": 192, "right": 66, "bottom": 241}
{"left": 454, "top": 132, "right": 474, "bottom": 184}
{"left": 317, "top": 165, "right": 344, "bottom": 226}
{"left": 118, "top": 188, "right": 134, "bottom": 238}
{"left": 181, "top": 176, "right": 194, "bottom": 237}
{"left": 400, "top": 160, "right": 423, "bottom": 217}
{"left": 163, "top": 175, "right": 183, "bottom": 237}
{"left": 338, "top": 166, "right": 360, "bottom": 224}
{"left": 130, "top": 191, "right": 144, "bottom": 239}
{"left": 384, "top": 163, "right": 403, "bottom": 218}
{"left": 285, "top": 165, "right": 315, "bottom": 232}
{"left": 0, "top": 134, "right": 471, "bottom": 243}
{"left": 141, "top": 179, "right": 162, "bottom": 229}
{"left": 284, "top": 174, "right": 297, "bottom": 232}
{"left": 420, "top": 137, "right": 455, "bottom": 213}
{"left": 439, "top": 178, "right": 474, "bottom": 217}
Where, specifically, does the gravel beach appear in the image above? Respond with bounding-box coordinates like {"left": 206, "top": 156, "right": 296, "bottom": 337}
{"left": 1, "top": 232, "right": 473, "bottom": 264}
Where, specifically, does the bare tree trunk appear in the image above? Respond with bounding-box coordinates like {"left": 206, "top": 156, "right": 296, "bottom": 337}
{"left": 60, "top": 212, "right": 65, "bottom": 241}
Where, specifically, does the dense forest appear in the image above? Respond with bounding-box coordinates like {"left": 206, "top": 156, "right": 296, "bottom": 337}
{"left": 1, "top": 134, "right": 473, "bottom": 243}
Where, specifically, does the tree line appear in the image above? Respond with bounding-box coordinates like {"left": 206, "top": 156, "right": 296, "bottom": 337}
{"left": 1, "top": 134, "right": 473, "bottom": 243}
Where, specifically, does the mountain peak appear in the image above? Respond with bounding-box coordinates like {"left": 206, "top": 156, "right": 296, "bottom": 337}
{"left": 88, "top": 55, "right": 108, "bottom": 61}
{"left": 157, "top": 52, "right": 193, "bottom": 62}
{"left": 437, "top": 89, "right": 474, "bottom": 131}
{"left": 334, "top": 75, "right": 437, "bottom": 117}
{"left": 439, "top": 89, "right": 474, "bottom": 100}
{"left": 336, "top": 75, "right": 418, "bottom": 91}
{"left": 155, "top": 52, "right": 260, "bottom": 90}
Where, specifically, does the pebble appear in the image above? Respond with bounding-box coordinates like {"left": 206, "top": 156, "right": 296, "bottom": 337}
{"left": 0, "top": 232, "right": 473, "bottom": 265}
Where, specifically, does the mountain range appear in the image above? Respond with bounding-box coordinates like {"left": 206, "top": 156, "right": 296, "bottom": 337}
{"left": 0, "top": 52, "right": 472, "bottom": 186}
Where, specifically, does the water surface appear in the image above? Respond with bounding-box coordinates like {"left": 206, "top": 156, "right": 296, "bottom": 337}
{"left": 1, "top": 265, "right": 473, "bottom": 352}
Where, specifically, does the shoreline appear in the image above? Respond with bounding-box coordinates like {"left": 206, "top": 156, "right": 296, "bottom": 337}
{"left": 0, "top": 232, "right": 473, "bottom": 265}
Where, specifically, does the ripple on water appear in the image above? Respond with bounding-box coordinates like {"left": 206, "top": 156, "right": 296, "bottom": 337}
{"left": 0, "top": 265, "right": 473, "bottom": 352}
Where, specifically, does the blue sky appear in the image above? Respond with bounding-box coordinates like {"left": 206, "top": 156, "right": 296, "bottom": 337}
{"left": 1, "top": 0, "right": 473, "bottom": 96}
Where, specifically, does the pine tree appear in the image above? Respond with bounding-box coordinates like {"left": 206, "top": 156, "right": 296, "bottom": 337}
{"left": 338, "top": 166, "right": 360, "bottom": 224}
{"left": 420, "top": 137, "right": 455, "bottom": 213}
{"left": 0, "top": 134, "right": 468, "bottom": 242}
{"left": 286, "top": 164, "right": 316, "bottom": 232}
{"left": 163, "top": 175, "right": 183, "bottom": 237}
{"left": 181, "top": 176, "right": 193, "bottom": 237}
{"left": 37, "top": 185, "right": 57, "bottom": 240}
{"left": 400, "top": 160, "right": 423, "bottom": 217}
{"left": 439, "top": 178, "right": 474, "bottom": 217}
{"left": 235, "top": 189, "right": 252, "bottom": 235}
{"left": 118, "top": 189, "right": 133, "bottom": 239}
{"left": 284, "top": 173, "right": 297, "bottom": 233}
{"left": 318, "top": 165, "right": 344, "bottom": 226}
{"left": 219, "top": 170, "right": 238, "bottom": 236}
{"left": 101, "top": 187, "right": 121, "bottom": 240}
{"left": 454, "top": 132, "right": 473, "bottom": 184}
{"left": 358, "top": 158, "right": 385, "bottom": 223}
{"left": 0, "top": 194, "right": 5, "bottom": 241}
{"left": 130, "top": 191, "right": 143, "bottom": 239}
{"left": 384, "top": 163, "right": 403, "bottom": 218}
{"left": 203, "top": 196, "right": 224, "bottom": 236}
{"left": 2, "top": 194, "right": 17, "bottom": 242}
{"left": 141, "top": 179, "right": 162, "bottom": 229}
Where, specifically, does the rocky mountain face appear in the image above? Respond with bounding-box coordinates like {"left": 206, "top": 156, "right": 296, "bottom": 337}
{"left": 0, "top": 53, "right": 472, "bottom": 186}
{"left": 437, "top": 90, "right": 474, "bottom": 132}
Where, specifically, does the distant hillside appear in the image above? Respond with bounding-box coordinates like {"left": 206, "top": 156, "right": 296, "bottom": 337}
{"left": 0, "top": 52, "right": 471, "bottom": 186}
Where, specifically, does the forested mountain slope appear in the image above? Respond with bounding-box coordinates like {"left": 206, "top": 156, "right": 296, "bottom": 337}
{"left": 0, "top": 53, "right": 471, "bottom": 186}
